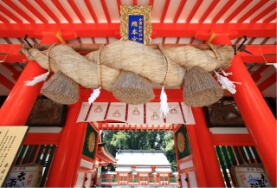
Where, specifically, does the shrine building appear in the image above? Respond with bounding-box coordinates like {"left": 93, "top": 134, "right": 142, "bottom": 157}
{"left": 0, "top": 0, "right": 276, "bottom": 187}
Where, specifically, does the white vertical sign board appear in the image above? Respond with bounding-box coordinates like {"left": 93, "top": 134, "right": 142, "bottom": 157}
{"left": 127, "top": 104, "right": 144, "bottom": 124}
{"left": 77, "top": 102, "right": 91, "bottom": 122}
{"left": 106, "top": 102, "right": 127, "bottom": 122}
{"left": 87, "top": 102, "right": 109, "bottom": 121}
{"left": 0, "top": 126, "right": 28, "bottom": 186}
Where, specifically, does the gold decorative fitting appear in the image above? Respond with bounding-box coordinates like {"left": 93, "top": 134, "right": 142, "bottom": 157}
{"left": 87, "top": 132, "right": 95, "bottom": 153}
{"left": 177, "top": 132, "right": 185, "bottom": 152}
{"left": 120, "top": 5, "right": 152, "bottom": 45}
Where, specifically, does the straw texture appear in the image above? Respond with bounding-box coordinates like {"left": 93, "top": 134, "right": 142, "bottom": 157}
{"left": 41, "top": 71, "right": 80, "bottom": 104}
{"left": 183, "top": 66, "right": 223, "bottom": 107}
{"left": 113, "top": 71, "right": 155, "bottom": 104}
{"left": 21, "top": 40, "right": 234, "bottom": 107}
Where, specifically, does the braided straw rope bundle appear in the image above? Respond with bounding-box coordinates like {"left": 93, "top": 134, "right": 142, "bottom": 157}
{"left": 21, "top": 40, "right": 234, "bottom": 106}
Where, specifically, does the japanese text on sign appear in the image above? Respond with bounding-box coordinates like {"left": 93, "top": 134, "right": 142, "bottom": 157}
{"left": 128, "top": 15, "right": 144, "bottom": 44}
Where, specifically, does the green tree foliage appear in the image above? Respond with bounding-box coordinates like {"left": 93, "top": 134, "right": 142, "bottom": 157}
{"left": 103, "top": 130, "right": 177, "bottom": 171}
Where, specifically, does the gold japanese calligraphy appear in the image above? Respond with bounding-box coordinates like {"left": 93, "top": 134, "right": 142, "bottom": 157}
{"left": 120, "top": 6, "right": 152, "bottom": 45}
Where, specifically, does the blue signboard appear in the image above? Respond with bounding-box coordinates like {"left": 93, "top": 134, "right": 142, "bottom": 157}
{"left": 128, "top": 15, "right": 144, "bottom": 44}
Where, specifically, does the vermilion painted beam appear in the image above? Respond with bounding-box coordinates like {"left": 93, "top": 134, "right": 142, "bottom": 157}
{"left": 198, "top": 0, "right": 219, "bottom": 23}
{"left": 238, "top": 45, "right": 277, "bottom": 63}
{"left": 52, "top": 0, "right": 73, "bottom": 23}
{"left": 0, "top": 4, "right": 23, "bottom": 23}
{"left": 0, "top": 14, "right": 9, "bottom": 23}
{"left": 186, "top": 0, "right": 203, "bottom": 23}
{"left": 173, "top": 0, "right": 186, "bottom": 23}
{"left": 3, "top": 0, "right": 35, "bottom": 23}
{"left": 211, "top": 134, "right": 254, "bottom": 146}
{"left": 85, "top": 0, "right": 99, "bottom": 24}
{"left": 35, "top": 0, "right": 60, "bottom": 23}
{"left": 80, "top": 88, "right": 184, "bottom": 103}
{"left": 2, "top": 63, "right": 20, "bottom": 80}
{"left": 1, "top": 44, "right": 276, "bottom": 63}
{"left": 237, "top": 0, "right": 266, "bottom": 23}
{"left": 224, "top": 0, "right": 252, "bottom": 23}
{"left": 101, "top": 0, "right": 111, "bottom": 23}
{"left": 133, "top": 0, "right": 137, "bottom": 6}
{"left": 258, "top": 73, "right": 276, "bottom": 92}
{"left": 251, "top": 2, "right": 276, "bottom": 23}
{"left": 263, "top": 13, "right": 277, "bottom": 23}
{"left": 0, "top": 73, "right": 14, "bottom": 90}
{"left": 19, "top": 0, "right": 48, "bottom": 23}
{"left": 160, "top": 0, "right": 170, "bottom": 23}
{"left": 251, "top": 66, "right": 269, "bottom": 82}
{"left": 212, "top": 0, "right": 235, "bottom": 23}
{"left": 68, "top": 0, "right": 86, "bottom": 23}
{"left": 0, "top": 23, "right": 276, "bottom": 38}
{"left": 23, "top": 133, "right": 60, "bottom": 145}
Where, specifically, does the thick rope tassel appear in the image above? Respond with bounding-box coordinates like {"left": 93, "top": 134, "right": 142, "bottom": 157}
{"left": 214, "top": 70, "right": 241, "bottom": 94}
{"left": 88, "top": 87, "right": 101, "bottom": 104}
{"left": 25, "top": 72, "right": 50, "bottom": 86}
{"left": 160, "top": 85, "right": 170, "bottom": 118}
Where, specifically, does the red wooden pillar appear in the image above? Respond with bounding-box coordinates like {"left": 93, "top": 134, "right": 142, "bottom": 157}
{"left": 46, "top": 98, "right": 82, "bottom": 187}
{"left": 192, "top": 107, "right": 225, "bottom": 187}
{"left": 186, "top": 125, "right": 207, "bottom": 187}
{"left": 212, "top": 34, "right": 277, "bottom": 186}
{"left": 0, "top": 34, "right": 60, "bottom": 125}
{"left": 0, "top": 61, "right": 45, "bottom": 125}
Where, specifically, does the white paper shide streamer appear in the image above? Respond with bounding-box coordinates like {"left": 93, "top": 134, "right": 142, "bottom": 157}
{"left": 25, "top": 72, "right": 50, "bottom": 86}
{"left": 214, "top": 70, "right": 241, "bottom": 94}
{"left": 88, "top": 87, "right": 101, "bottom": 104}
{"left": 160, "top": 85, "right": 170, "bottom": 118}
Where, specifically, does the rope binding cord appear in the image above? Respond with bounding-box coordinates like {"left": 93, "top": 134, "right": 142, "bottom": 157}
{"left": 88, "top": 44, "right": 105, "bottom": 104}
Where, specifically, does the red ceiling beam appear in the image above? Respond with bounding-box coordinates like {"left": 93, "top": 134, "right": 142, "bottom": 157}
{"left": 68, "top": 0, "right": 86, "bottom": 23}
{"left": 160, "top": 0, "right": 170, "bottom": 23}
{"left": 0, "top": 14, "right": 9, "bottom": 23}
{"left": 263, "top": 13, "right": 277, "bottom": 23}
{"left": 258, "top": 73, "right": 276, "bottom": 92}
{"left": 238, "top": 45, "right": 277, "bottom": 63}
{"left": 0, "top": 73, "right": 14, "bottom": 90}
{"left": 52, "top": 0, "right": 73, "bottom": 23}
{"left": 211, "top": 134, "right": 254, "bottom": 146}
{"left": 85, "top": 0, "right": 99, "bottom": 24}
{"left": 237, "top": 1, "right": 266, "bottom": 23}
{"left": 100, "top": 0, "right": 111, "bottom": 23}
{"left": 3, "top": 0, "right": 36, "bottom": 23}
{"left": 198, "top": 0, "right": 219, "bottom": 23}
{"left": 1, "top": 44, "right": 276, "bottom": 64}
{"left": 2, "top": 63, "right": 20, "bottom": 80}
{"left": 251, "top": 66, "right": 270, "bottom": 82}
{"left": 0, "top": 23, "right": 276, "bottom": 38}
{"left": 224, "top": 0, "right": 252, "bottom": 23}
{"left": 35, "top": 0, "right": 60, "bottom": 23}
{"left": 173, "top": 0, "right": 186, "bottom": 23}
{"left": 0, "top": 4, "right": 23, "bottom": 23}
{"left": 212, "top": 0, "right": 236, "bottom": 23}
{"left": 251, "top": 2, "right": 276, "bottom": 23}
{"left": 186, "top": 0, "right": 203, "bottom": 23}
{"left": 23, "top": 133, "right": 60, "bottom": 145}
{"left": 19, "top": 0, "right": 48, "bottom": 23}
